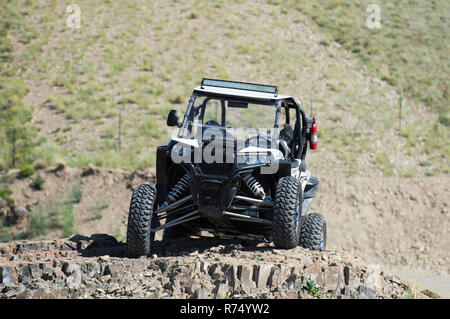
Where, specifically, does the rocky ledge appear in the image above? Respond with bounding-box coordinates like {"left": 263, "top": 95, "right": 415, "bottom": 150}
{"left": 0, "top": 234, "right": 435, "bottom": 299}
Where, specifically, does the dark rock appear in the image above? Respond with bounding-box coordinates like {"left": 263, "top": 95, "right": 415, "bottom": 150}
{"left": 8, "top": 206, "right": 28, "bottom": 224}
{"left": 213, "top": 283, "right": 228, "bottom": 299}
{"left": 421, "top": 289, "right": 440, "bottom": 299}
{"left": 284, "top": 271, "right": 302, "bottom": 290}
{"left": 344, "top": 265, "right": 351, "bottom": 285}
{"left": 62, "top": 263, "right": 79, "bottom": 276}
{"left": 357, "top": 285, "right": 377, "bottom": 299}
{"left": 342, "top": 287, "right": 351, "bottom": 298}
{"left": 17, "top": 264, "right": 31, "bottom": 283}
{"left": 147, "top": 291, "right": 161, "bottom": 299}
{"left": 130, "top": 260, "right": 147, "bottom": 273}
{"left": 208, "top": 263, "right": 221, "bottom": 279}
{"left": 268, "top": 267, "right": 280, "bottom": 288}
{"left": 104, "top": 264, "right": 123, "bottom": 277}
{"left": 155, "top": 259, "right": 169, "bottom": 272}
{"left": 238, "top": 264, "right": 256, "bottom": 293}
{"left": 343, "top": 265, "right": 361, "bottom": 290}
{"left": 224, "top": 265, "right": 239, "bottom": 289}
{"left": 36, "top": 287, "right": 57, "bottom": 299}
{"left": 52, "top": 268, "right": 65, "bottom": 280}
{"left": 28, "top": 263, "right": 42, "bottom": 279}
{"left": 62, "top": 263, "right": 82, "bottom": 290}
{"left": 41, "top": 267, "right": 53, "bottom": 281}
{"left": 81, "top": 262, "right": 101, "bottom": 278}
{"left": 323, "top": 266, "right": 343, "bottom": 292}
{"left": 286, "top": 291, "right": 299, "bottom": 299}
{"left": 14, "top": 242, "right": 44, "bottom": 253}
{"left": 0, "top": 266, "right": 17, "bottom": 284}
{"left": 81, "top": 165, "right": 99, "bottom": 177}
{"left": 254, "top": 264, "right": 273, "bottom": 289}
{"left": 192, "top": 288, "right": 210, "bottom": 299}
{"left": 16, "top": 289, "right": 34, "bottom": 299}
{"left": 186, "top": 278, "right": 199, "bottom": 295}
{"left": 364, "top": 265, "right": 384, "bottom": 293}
{"left": 61, "top": 242, "right": 77, "bottom": 251}
{"left": 302, "top": 263, "right": 324, "bottom": 287}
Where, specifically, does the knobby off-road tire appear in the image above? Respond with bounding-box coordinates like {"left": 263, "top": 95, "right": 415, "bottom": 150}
{"left": 127, "top": 184, "right": 156, "bottom": 258}
{"left": 299, "top": 213, "right": 327, "bottom": 251}
{"left": 273, "top": 176, "right": 302, "bottom": 249}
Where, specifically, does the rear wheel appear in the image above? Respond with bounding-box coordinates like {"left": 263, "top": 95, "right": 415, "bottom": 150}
{"left": 299, "top": 213, "right": 327, "bottom": 251}
{"left": 127, "top": 184, "right": 156, "bottom": 257}
{"left": 272, "top": 176, "right": 302, "bottom": 249}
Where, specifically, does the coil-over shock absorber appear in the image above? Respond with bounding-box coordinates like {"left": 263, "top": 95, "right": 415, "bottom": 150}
{"left": 242, "top": 173, "right": 266, "bottom": 199}
{"left": 167, "top": 172, "right": 192, "bottom": 203}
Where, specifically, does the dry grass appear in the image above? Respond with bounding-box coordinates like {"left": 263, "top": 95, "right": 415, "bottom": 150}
{"left": 0, "top": 0, "right": 447, "bottom": 177}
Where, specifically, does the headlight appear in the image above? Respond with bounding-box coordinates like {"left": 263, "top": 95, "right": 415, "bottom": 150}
{"left": 242, "top": 153, "right": 270, "bottom": 165}
{"left": 238, "top": 149, "right": 283, "bottom": 165}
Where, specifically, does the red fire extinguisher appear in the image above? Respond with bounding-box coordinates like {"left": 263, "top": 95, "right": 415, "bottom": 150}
{"left": 309, "top": 117, "right": 318, "bottom": 150}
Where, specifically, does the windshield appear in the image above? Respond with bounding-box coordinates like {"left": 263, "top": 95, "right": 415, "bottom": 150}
{"left": 178, "top": 95, "right": 279, "bottom": 142}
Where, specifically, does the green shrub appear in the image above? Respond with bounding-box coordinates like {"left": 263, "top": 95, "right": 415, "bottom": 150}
{"left": 404, "top": 288, "right": 415, "bottom": 299}
{"left": 0, "top": 188, "right": 13, "bottom": 199}
{"left": 32, "top": 141, "right": 63, "bottom": 168}
{"left": 70, "top": 183, "right": 82, "bottom": 203}
{"left": 62, "top": 206, "right": 75, "bottom": 237}
{"left": 0, "top": 159, "right": 6, "bottom": 172}
{"left": 19, "top": 164, "right": 35, "bottom": 178}
{"left": 48, "top": 201, "right": 75, "bottom": 237}
{"left": 28, "top": 207, "right": 49, "bottom": 239}
{"left": 114, "top": 225, "right": 125, "bottom": 242}
{"left": 375, "top": 152, "right": 394, "bottom": 177}
{"left": 419, "top": 161, "right": 432, "bottom": 167}
{"left": 302, "top": 279, "right": 323, "bottom": 297}
{"left": 0, "top": 221, "right": 12, "bottom": 243}
{"left": 91, "top": 199, "right": 109, "bottom": 220}
{"left": 31, "top": 174, "right": 45, "bottom": 190}
{"left": 28, "top": 196, "right": 77, "bottom": 239}
{"left": 189, "top": 12, "right": 199, "bottom": 19}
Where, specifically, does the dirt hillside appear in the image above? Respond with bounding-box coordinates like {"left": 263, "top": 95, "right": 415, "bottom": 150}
{"left": 311, "top": 174, "right": 449, "bottom": 296}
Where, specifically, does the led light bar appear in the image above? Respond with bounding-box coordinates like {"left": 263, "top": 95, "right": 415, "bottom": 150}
{"left": 201, "top": 78, "right": 278, "bottom": 95}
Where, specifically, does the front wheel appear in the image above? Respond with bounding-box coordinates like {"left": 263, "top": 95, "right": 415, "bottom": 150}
{"left": 299, "top": 213, "right": 327, "bottom": 251}
{"left": 127, "top": 184, "right": 156, "bottom": 258}
{"left": 272, "top": 176, "right": 302, "bottom": 249}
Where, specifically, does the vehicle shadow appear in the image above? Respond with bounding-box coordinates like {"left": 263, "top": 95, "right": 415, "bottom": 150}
{"left": 152, "top": 236, "right": 275, "bottom": 257}
{"left": 68, "top": 234, "right": 275, "bottom": 258}
{"left": 68, "top": 234, "right": 127, "bottom": 258}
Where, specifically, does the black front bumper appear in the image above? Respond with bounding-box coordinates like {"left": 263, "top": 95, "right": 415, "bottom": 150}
{"left": 186, "top": 162, "right": 267, "bottom": 222}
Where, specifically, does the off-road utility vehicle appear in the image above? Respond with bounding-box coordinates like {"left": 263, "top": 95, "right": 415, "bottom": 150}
{"left": 127, "top": 79, "right": 326, "bottom": 257}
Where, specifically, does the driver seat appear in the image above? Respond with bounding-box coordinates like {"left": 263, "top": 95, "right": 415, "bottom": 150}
{"left": 279, "top": 123, "right": 294, "bottom": 158}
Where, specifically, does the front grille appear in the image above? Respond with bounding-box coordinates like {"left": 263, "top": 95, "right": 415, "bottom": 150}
{"left": 199, "top": 163, "right": 233, "bottom": 175}
{"left": 200, "top": 180, "right": 223, "bottom": 200}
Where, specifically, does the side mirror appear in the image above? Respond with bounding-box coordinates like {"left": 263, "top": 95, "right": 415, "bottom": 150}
{"left": 167, "top": 109, "right": 181, "bottom": 127}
